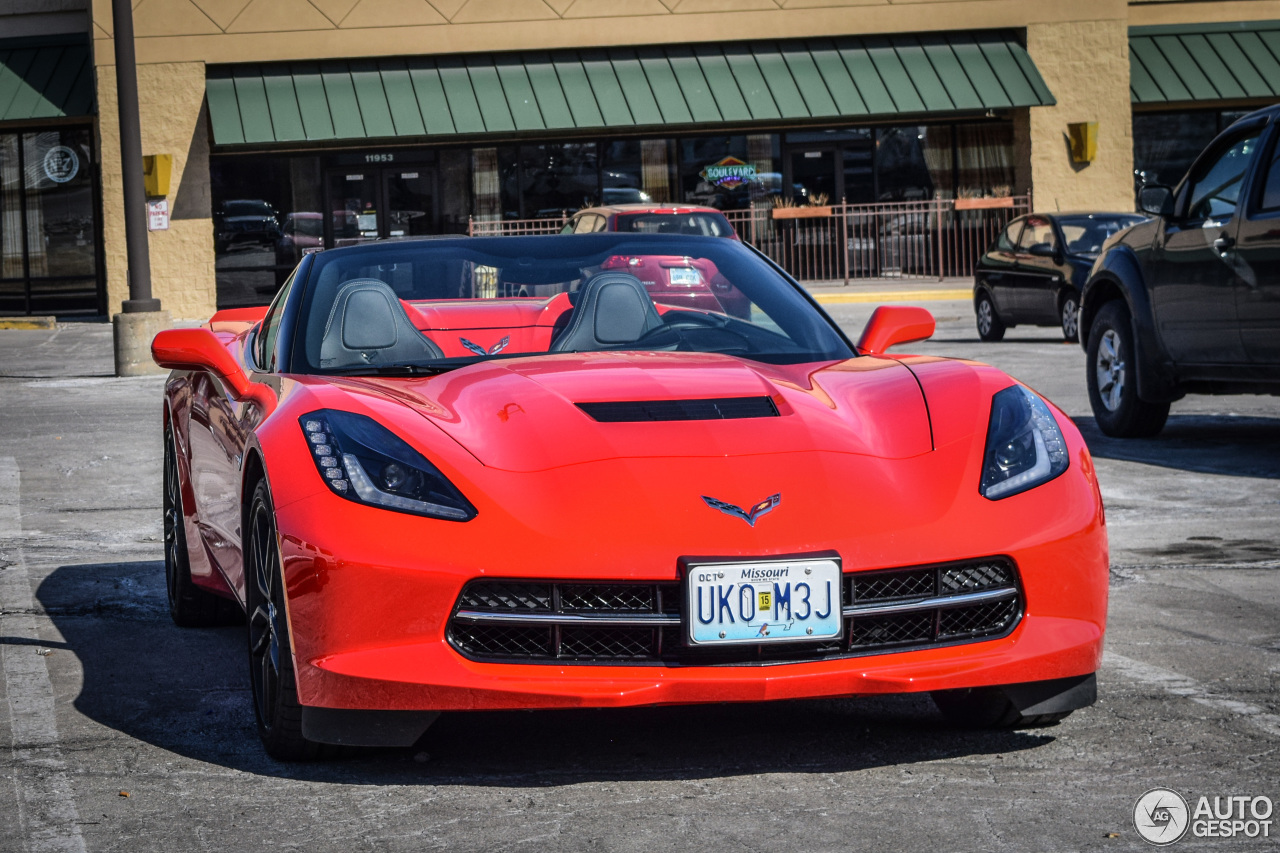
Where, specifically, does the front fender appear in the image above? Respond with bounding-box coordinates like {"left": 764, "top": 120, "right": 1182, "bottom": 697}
{"left": 1080, "top": 246, "right": 1180, "bottom": 402}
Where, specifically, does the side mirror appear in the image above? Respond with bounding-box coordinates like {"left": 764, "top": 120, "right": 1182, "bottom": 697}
{"left": 152, "top": 328, "right": 261, "bottom": 404}
{"left": 1139, "top": 185, "right": 1174, "bottom": 218}
{"left": 857, "top": 305, "right": 936, "bottom": 355}
{"left": 1027, "top": 243, "right": 1056, "bottom": 257}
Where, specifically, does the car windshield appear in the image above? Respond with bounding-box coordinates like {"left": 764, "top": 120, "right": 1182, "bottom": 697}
{"left": 613, "top": 212, "right": 734, "bottom": 238}
{"left": 292, "top": 234, "right": 853, "bottom": 374}
{"left": 1056, "top": 215, "right": 1146, "bottom": 254}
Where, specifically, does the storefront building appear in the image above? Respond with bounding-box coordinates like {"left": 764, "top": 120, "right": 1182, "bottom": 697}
{"left": 0, "top": 32, "right": 102, "bottom": 315}
{"left": 2, "top": 0, "right": 1278, "bottom": 317}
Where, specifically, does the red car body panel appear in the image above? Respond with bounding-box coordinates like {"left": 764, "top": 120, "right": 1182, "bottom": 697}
{"left": 160, "top": 298, "right": 1107, "bottom": 716}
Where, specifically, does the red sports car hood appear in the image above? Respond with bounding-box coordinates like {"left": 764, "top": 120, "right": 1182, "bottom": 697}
{"left": 324, "top": 352, "right": 935, "bottom": 472}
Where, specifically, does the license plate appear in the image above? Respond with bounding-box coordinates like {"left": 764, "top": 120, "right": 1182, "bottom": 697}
{"left": 668, "top": 267, "right": 702, "bottom": 286}
{"left": 686, "top": 559, "right": 842, "bottom": 645}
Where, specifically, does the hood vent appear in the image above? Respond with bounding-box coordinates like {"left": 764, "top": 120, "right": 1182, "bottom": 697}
{"left": 577, "top": 396, "right": 779, "bottom": 423}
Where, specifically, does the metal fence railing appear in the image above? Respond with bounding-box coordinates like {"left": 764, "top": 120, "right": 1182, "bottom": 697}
{"left": 469, "top": 196, "right": 1029, "bottom": 283}
{"left": 469, "top": 215, "right": 567, "bottom": 236}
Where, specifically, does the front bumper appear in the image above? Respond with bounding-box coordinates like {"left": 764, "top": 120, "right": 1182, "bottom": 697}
{"left": 274, "top": 445, "right": 1108, "bottom": 713}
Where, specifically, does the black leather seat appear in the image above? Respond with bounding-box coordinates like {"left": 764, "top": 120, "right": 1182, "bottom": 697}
{"left": 319, "top": 278, "right": 444, "bottom": 369}
{"left": 550, "top": 273, "right": 663, "bottom": 353}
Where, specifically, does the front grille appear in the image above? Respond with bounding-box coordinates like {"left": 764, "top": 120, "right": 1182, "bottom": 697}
{"left": 447, "top": 557, "right": 1021, "bottom": 665}
{"left": 576, "top": 396, "right": 779, "bottom": 423}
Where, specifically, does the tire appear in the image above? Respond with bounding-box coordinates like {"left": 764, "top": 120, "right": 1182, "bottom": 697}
{"left": 1086, "top": 300, "right": 1170, "bottom": 438}
{"left": 931, "top": 688, "right": 1071, "bottom": 729}
{"left": 164, "top": 424, "right": 241, "bottom": 627}
{"left": 975, "top": 290, "right": 1006, "bottom": 342}
{"left": 246, "top": 479, "right": 323, "bottom": 760}
{"left": 1059, "top": 291, "right": 1080, "bottom": 343}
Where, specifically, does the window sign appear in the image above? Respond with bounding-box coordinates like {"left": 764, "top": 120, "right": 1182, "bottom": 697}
{"left": 699, "top": 156, "right": 757, "bottom": 190}
{"left": 43, "top": 145, "right": 79, "bottom": 183}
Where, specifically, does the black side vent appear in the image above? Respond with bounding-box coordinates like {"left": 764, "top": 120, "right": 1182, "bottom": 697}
{"left": 577, "top": 396, "right": 779, "bottom": 423}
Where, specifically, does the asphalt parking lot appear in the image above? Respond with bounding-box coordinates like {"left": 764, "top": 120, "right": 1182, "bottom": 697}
{"left": 1, "top": 300, "right": 1277, "bottom": 852}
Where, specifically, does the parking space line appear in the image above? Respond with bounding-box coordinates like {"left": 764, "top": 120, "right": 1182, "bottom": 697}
{"left": 0, "top": 457, "right": 87, "bottom": 853}
{"left": 1104, "top": 651, "right": 1280, "bottom": 739}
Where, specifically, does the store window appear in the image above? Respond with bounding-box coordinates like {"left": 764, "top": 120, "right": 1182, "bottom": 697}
{"left": 877, "top": 126, "right": 950, "bottom": 202}
{"left": 1133, "top": 110, "right": 1252, "bottom": 192}
{"left": 517, "top": 143, "right": 598, "bottom": 218}
{"left": 955, "top": 122, "right": 1014, "bottom": 200}
{"left": 211, "top": 154, "right": 322, "bottom": 308}
{"left": 678, "top": 134, "right": 779, "bottom": 210}
{"left": 0, "top": 128, "right": 100, "bottom": 315}
{"left": 601, "top": 140, "right": 674, "bottom": 205}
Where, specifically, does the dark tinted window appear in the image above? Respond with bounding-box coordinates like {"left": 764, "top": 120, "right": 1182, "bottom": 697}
{"left": 1259, "top": 137, "right": 1280, "bottom": 212}
{"left": 614, "top": 212, "right": 734, "bottom": 237}
{"left": 1186, "top": 132, "right": 1262, "bottom": 220}
{"left": 1017, "top": 216, "right": 1056, "bottom": 252}
{"left": 1056, "top": 215, "right": 1146, "bottom": 254}
{"left": 995, "top": 219, "right": 1023, "bottom": 252}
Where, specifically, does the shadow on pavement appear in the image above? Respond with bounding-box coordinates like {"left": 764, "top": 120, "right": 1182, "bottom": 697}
{"left": 1075, "top": 414, "right": 1280, "bottom": 479}
{"left": 33, "top": 560, "right": 1056, "bottom": 784}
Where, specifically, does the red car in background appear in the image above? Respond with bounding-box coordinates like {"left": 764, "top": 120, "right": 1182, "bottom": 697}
{"left": 563, "top": 204, "right": 748, "bottom": 317}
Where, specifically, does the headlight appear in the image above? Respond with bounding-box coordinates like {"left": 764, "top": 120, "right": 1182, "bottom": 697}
{"left": 980, "top": 386, "right": 1068, "bottom": 500}
{"left": 299, "top": 410, "right": 476, "bottom": 521}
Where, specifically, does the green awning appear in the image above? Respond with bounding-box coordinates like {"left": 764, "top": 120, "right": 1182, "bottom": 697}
{"left": 1130, "top": 21, "right": 1280, "bottom": 104}
{"left": 207, "top": 31, "right": 1055, "bottom": 146}
{"left": 0, "top": 36, "right": 93, "bottom": 124}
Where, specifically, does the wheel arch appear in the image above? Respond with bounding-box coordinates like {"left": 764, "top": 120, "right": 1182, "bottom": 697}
{"left": 1081, "top": 270, "right": 1181, "bottom": 403}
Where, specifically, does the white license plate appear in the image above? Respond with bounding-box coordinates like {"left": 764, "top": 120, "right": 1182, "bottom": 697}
{"left": 667, "top": 267, "right": 702, "bottom": 286}
{"left": 686, "top": 559, "right": 843, "bottom": 645}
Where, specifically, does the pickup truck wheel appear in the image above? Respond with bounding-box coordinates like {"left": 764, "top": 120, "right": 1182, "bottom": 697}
{"left": 1059, "top": 292, "right": 1080, "bottom": 342}
{"left": 1086, "top": 301, "right": 1169, "bottom": 437}
{"left": 975, "top": 291, "right": 1005, "bottom": 342}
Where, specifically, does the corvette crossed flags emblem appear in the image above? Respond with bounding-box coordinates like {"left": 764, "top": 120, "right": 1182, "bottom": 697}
{"left": 459, "top": 336, "right": 510, "bottom": 356}
{"left": 701, "top": 494, "right": 781, "bottom": 527}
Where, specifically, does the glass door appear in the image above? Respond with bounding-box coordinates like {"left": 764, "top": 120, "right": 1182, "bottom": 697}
{"left": 786, "top": 147, "right": 836, "bottom": 205}
{"left": 0, "top": 128, "right": 101, "bottom": 315}
{"left": 383, "top": 168, "right": 437, "bottom": 238}
{"left": 327, "top": 170, "right": 380, "bottom": 249}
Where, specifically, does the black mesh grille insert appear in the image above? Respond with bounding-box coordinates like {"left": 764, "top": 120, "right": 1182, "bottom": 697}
{"left": 940, "top": 561, "right": 1014, "bottom": 593}
{"left": 561, "top": 584, "right": 654, "bottom": 612}
{"left": 852, "top": 568, "right": 934, "bottom": 602}
{"left": 577, "top": 396, "right": 779, "bottom": 423}
{"left": 458, "top": 582, "right": 552, "bottom": 612}
{"left": 560, "top": 627, "right": 654, "bottom": 659}
{"left": 450, "top": 624, "right": 552, "bottom": 658}
{"left": 938, "top": 597, "right": 1020, "bottom": 639}
{"left": 448, "top": 557, "right": 1020, "bottom": 665}
{"left": 850, "top": 611, "right": 935, "bottom": 648}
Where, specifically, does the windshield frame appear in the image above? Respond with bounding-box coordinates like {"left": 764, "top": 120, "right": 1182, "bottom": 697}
{"left": 280, "top": 234, "right": 858, "bottom": 376}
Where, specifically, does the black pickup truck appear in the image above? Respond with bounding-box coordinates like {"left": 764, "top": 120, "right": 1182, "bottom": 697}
{"left": 1081, "top": 103, "right": 1280, "bottom": 437}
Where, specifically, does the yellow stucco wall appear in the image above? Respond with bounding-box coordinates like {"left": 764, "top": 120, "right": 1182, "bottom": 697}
{"left": 96, "top": 61, "right": 215, "bottom": 319}
{"left": 1023, "top": 17, "right": 1135, "bottom": 212}
{"left": 94, "top": 0, "right": 1134, "bottom": 63}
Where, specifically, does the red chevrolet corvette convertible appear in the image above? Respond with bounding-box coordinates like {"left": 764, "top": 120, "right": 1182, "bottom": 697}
{"left": 153, "top": 233, "right": 1107, "bottom": 759}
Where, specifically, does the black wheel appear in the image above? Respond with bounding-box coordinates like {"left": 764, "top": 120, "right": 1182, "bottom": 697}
{"left": 1086, "top": 301, "right": 1170, "bottom": 437}
{"left": 164, "top": 424, "right": 240, "bottom": 627}
{"left": 1059, "top": 291, "right": 1080, "bottom": 343}
{"left": 932, "top": 688, "right": 1071, "bottom": 729}
{"left": 246, "top": 479, "right": 322, "bottom": 760}
{"left": 975, "top": 290, "right": 1006, "bottom": 342}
